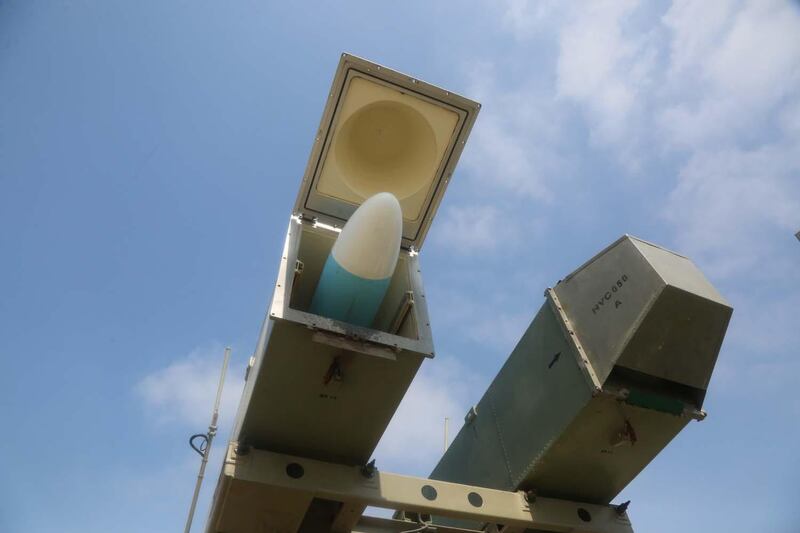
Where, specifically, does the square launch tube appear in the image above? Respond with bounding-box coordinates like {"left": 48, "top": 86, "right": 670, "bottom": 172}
{"left": 431, "top": 235, "right": 732, "bottom": 504}
{"left": 230, "top": 54, "right": 480, "bottom": 466}
{"left": 231, "top": 218, "right": 433, "bottom": 465}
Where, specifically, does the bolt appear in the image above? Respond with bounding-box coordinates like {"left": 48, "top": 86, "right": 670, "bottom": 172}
{"left": 235, "top": 443, "right": 251, "bottom": 456}
{"left": 615, "top": 500, "right": 631, "bottom": 516}
{"left": 361, "top": 459, "right": 377, "bottom": 478}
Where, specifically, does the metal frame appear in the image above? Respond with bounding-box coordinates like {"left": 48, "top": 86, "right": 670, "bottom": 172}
{"left": 230, "top": 217, "right": 436, "bottom": 466}
{"left": 206, "top": 443, "right": 635, "bottom": 533}
{"left": 233, "top": 217, "right": 435, "bottom": 442}
{"left": 269, "top": 217, "right": 434, "bottom": 356}
{"left": 545, "top": 287, "right": 602, "bottom": 393}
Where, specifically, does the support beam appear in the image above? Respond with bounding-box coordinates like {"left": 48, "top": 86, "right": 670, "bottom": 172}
{"left": 331, "top": 502, "right": 368, "bottom": 533}
{"left": 206, "top": 443, "right": 634, "bottom": 533}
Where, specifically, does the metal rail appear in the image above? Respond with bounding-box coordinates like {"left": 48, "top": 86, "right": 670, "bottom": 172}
{"left": 205, "top": 443, "right": 634, "bottom": 533}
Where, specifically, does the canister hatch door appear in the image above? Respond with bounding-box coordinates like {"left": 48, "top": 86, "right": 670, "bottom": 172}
{"left": 293, "top": 53, "right": 480, "bottom": 250}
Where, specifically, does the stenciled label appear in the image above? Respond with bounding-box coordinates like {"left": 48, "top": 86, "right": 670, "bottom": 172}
{"left": 591, "top": 274, "right": 629, "bottom": 315}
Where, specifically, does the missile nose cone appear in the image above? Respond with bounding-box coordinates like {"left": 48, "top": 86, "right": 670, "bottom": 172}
{"left": 332, "top": 192, "right": 403, "bottom": 280}
{"left": 309, "top": 192, "right": 403, "bottom": 327}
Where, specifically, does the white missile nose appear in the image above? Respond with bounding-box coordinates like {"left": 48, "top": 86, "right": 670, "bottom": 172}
{"left": 332, "top": 192, "right": 403, "bottom": 280}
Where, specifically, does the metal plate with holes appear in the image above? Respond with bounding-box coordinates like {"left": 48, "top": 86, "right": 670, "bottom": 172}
{"left": 205, "top": 444, "right": 634, "bottom": 533}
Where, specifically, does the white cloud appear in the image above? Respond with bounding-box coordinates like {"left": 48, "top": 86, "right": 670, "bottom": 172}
{"left": 663, "top": 142, "right": 800, "bottom": 278}
{"left": 479, "top": 0, "right": 800, "bottom": 281}
{"left": 433, "top": 204, "right": 507, "bottom": 253}
{"left": 466, "top": 115, "right": 557, "bottom": 200}
{"left": 466, "top": 1, "right": 663, "bottom": 186}
{"left": 461, "top": 0, "right": 800, "bottom": 398}
{"left": 661, "top": 0, "right": 736, "bottom": 76}
{"left": 428, "top": 283, "right": 537, "bottom": 355}
{"left": 470, "top": 313, "right": 532, "bottom": 357}
{"left": 135, "top": 349, "right": 486, "bottom": 524}
{"left": 657, "top": 0, "right": 800, "bottom": 279}
{"left": 779, "top": 98, "right": 800, "bottom": 138}
{"left": 431, "top": 201, "right": 546, "bottom": 255}
{"left": 461, "top": 60, "right": 570, "bottom": 203}
{"left": 373, "top": 356, "right": 486, "bottom": 476}
{"left": 659, "top": 0, "right": 800, "bottom": 149}
{"left": 554, "top": 0, "right": 657, "bottom": 168}
{"left": 727, "top": 286, "right": 800, "bottom": 355}
{"left": 700, "top": 1, "right": 799, "bottom": 108}
{"left": 433, "top": 62, "right": 561, "bottom": 258}
{"left": 500, "top": 0, "right": 566, "bottom": 39}
{"left": 136, "top": 345, "right": 245, "bottom": 430}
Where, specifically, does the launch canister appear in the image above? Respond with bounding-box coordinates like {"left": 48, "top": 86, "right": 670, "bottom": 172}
{"left": 310, "top": 192, "right": 402, "bottom": 327}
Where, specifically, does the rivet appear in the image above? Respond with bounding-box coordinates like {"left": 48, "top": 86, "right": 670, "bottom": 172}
{"left": 467, "top": 492, "right": 483, "bottom": 507}
{"left": 421, "top": 485, "right": 438, "bottom": 501}
{"left": 286, "top": 463, "right": 305, "bottom": 479}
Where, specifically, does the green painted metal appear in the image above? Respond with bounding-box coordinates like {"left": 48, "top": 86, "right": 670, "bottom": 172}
{"left": 625, "top": 389, "right": 685, "bottom": 416}
{"left": 431, "top": 235, "right": 732, "bottom": 507}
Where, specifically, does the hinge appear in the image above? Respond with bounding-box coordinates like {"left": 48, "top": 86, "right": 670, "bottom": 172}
{"left": 296, "top": 212, "right": 341, "bottom": 233}
{"left": 295, "top": 212, "right": 316, "bottom": 225}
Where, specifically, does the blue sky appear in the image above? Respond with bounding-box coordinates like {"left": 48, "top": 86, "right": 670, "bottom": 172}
{"left": 1, "top": 1, "right": 799, "bottom": 532}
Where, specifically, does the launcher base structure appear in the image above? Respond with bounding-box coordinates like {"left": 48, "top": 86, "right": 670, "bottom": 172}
{"left": 200, "top": 54, "right": 732, "bottom": 533}
{"left": 206, "top": 443, "right": 634, "bottom": 533}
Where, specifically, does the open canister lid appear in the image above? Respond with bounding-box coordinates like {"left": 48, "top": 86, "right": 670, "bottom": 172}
{"left": 294, "top": 53, "right": 480, "bottom": 251}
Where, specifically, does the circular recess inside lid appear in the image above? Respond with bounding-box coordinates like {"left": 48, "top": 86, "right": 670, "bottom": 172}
{"left": 334, "top": 100, "right": 436, "bottom": 200}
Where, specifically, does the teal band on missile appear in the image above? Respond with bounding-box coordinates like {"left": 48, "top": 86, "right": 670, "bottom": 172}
{"left": 310, "top": 254, "right": 391, "bottom": 327}
{"left": 308, "top": 192, "right": 402, "bottom": 328}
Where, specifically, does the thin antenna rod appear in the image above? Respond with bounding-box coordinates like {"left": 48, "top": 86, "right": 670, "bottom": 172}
{"left": 184, "top": 346, "right": 232, "bottom": 533}
{"left": 444, "top": 417, "right": 449, "bottom": 453}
